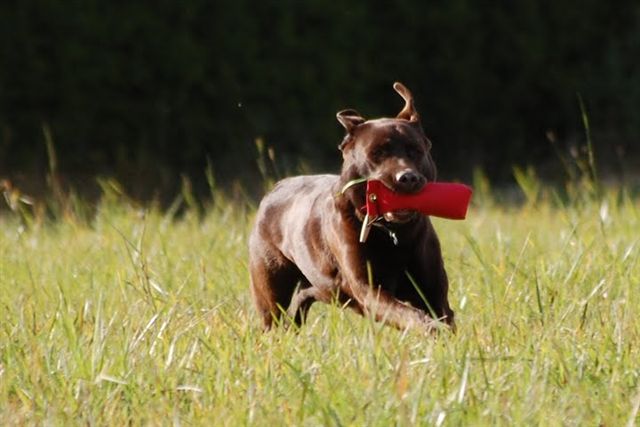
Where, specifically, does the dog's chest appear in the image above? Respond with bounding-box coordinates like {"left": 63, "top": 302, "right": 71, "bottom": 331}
{"left": 361, "top": 238, "right": 413, "bottom": 288}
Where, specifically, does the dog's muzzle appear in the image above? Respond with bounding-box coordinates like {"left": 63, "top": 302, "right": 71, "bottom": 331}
{"left": 394, "top": 169, "right": 426, "bottom": 194}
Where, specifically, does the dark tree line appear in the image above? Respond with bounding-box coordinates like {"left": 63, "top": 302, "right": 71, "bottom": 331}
{"left": 1, "top": 1, "right": 639, "bottom": 196}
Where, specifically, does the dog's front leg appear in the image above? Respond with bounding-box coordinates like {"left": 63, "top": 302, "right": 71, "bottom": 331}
{"left": 405, "top": 226, "right": 455, "bottom": 329}
{"left": 329, "top": 238, "right": 440, "bottom": 333}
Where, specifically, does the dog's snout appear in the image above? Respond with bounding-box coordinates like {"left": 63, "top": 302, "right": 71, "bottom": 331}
{"left": 395, "top": 170, "right": 425, "bottom": 192}
{"left": 397, "top": 170, "right": 419, "bottom": 184}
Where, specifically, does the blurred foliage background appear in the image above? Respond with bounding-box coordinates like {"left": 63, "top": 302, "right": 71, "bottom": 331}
{"left": 1, "top": 1, "right": 639, "bottom": 198}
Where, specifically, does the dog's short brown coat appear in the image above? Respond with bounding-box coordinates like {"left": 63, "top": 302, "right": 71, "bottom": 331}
{"left": 249, "top": 83, "right": 454, "bottom": 332}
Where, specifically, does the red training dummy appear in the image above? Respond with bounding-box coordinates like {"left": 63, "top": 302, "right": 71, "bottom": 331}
{"left": 365, "top": 180, "right": 473, "bottom": 220}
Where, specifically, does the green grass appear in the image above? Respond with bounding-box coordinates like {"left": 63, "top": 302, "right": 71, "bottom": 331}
{"left": 1, "top": 184, "right": 639, "bottom": 426}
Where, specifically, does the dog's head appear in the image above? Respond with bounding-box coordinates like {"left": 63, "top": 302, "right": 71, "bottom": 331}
{"left": 337, "top": 83, "right": 437, "bottom": 222}
{"left": 337, "top": 82, "right": 437, "bottom": 194}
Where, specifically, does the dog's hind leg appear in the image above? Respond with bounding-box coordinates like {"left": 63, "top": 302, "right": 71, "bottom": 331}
{"left": 249, "top": 247, "right": 305, "bottom": 330}
{"left": 286, "top": 285, "right": 317, "bottom": 327}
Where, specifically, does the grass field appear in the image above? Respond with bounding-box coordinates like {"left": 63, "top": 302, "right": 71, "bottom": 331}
{"left": 1, "top": 179, "right": 639, "bottom": 426}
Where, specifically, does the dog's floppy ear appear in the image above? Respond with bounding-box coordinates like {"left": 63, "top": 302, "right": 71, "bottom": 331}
{"left": 336, "top": 109, "right": 365, "bottom": 133}
{"left": 393, "top": 82, "right": 420, "bottom": 122}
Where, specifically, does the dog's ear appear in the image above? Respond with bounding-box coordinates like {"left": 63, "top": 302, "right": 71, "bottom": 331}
{"left": 336, "top": 109, "right": 365, "bottom": 133}
{"left": 393, "top": 82, "right": 420, "bottom": 122}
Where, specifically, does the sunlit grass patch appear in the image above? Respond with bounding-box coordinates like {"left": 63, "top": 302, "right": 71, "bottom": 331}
{"left": 1, "top": 183, "right": 639, "bottom": 425}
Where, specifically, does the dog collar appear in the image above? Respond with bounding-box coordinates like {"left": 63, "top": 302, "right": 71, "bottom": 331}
{"left": 340, "top": 178, "right": 400, "bottom": 245}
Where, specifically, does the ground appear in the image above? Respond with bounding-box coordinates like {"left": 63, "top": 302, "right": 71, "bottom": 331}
{"left": 1, "top": 183, "right": 639, "bottom": 425}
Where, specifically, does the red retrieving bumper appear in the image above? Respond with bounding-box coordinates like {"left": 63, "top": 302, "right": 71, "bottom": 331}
{"left": 365, "top": 180, "right": 473, "bottom": 220}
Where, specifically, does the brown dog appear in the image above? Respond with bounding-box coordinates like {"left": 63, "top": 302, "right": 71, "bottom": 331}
{"left": 249, "top": 82, "right": 454, "bottom": 332}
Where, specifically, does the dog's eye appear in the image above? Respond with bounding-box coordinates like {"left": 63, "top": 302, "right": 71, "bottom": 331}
{"left": 406, "top": 145, "right": 423, "bottom": 159}
{"left": 371, "top": 145, "right": 388, "bottom": 159}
